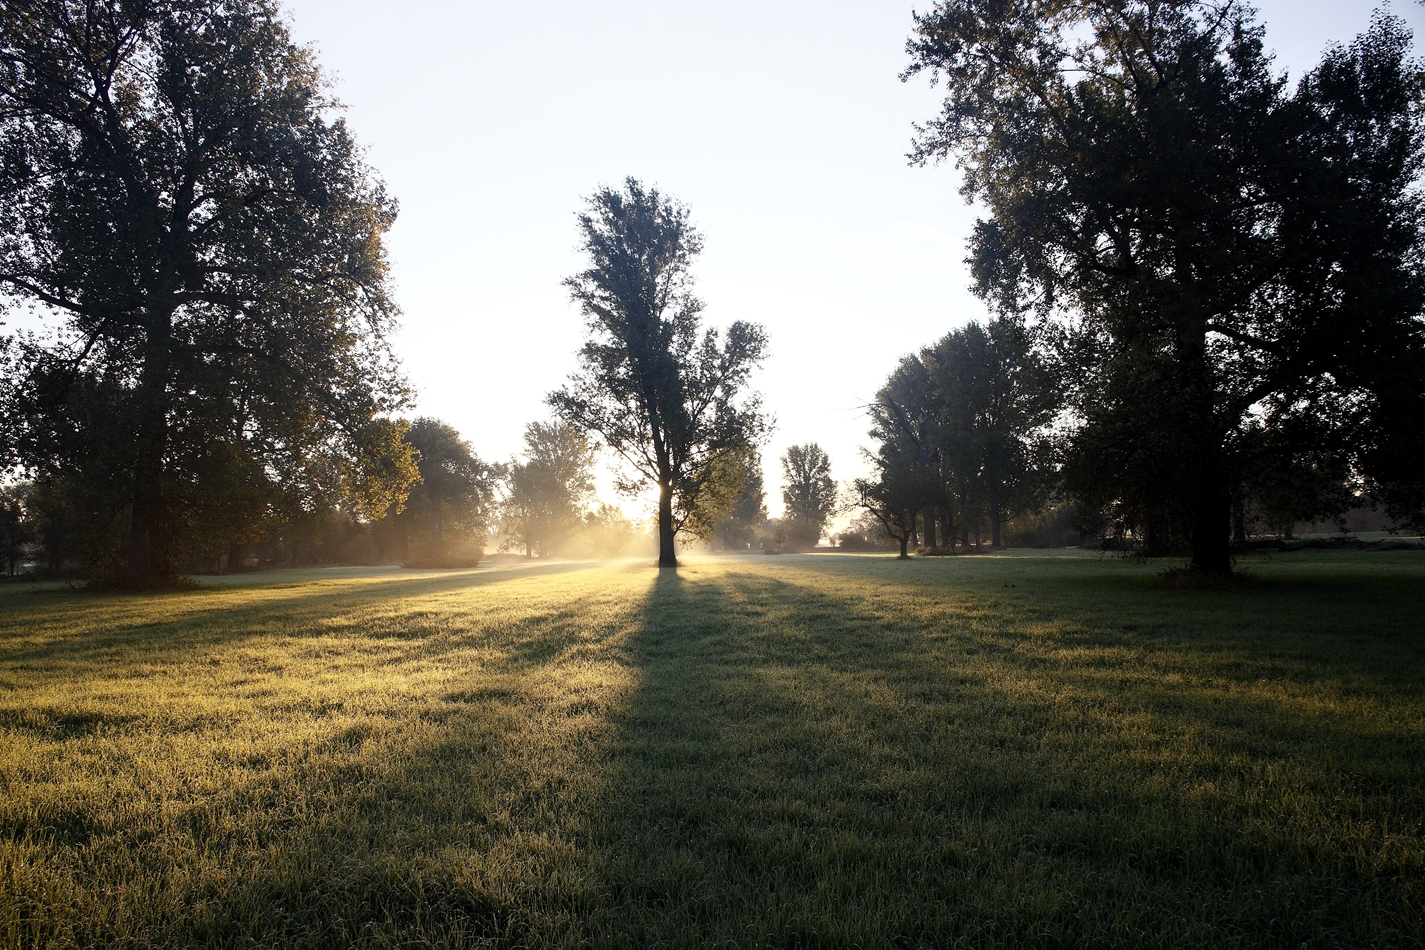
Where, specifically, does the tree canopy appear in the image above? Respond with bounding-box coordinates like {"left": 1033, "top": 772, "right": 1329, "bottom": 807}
{"left": 780, "top": 443, "right": 836, "bottom": 549}
{"left": 0, "top": 0, "right": 412, "bottom": 585}
{"left": 500, "top": 420, "right": 596, "bottom": 558}
{"left": 550, "top": 179, "right": 770, "bottom": 567}
{"left": 905, "top": 1, "right": 1425, "bottom": 572}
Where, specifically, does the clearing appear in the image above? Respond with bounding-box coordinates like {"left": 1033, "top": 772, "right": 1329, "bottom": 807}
{"left": 0, "top": 551, "right": 1421, "bottom": 948}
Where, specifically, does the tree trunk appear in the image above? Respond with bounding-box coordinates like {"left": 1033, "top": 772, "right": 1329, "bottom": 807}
{"left": 124, "top": 311, "right": 173, "bottom": 587}
{"left": 1188, "top": 443, "right": 1233, "bottom": 575}
{"left": 1231, "top": 489, "right": 1247, "bottom": 545}
{"left": 225, "top": 542, "right": 242, "bottom": 574}
{"left": 923, "top": 507, "right": 937, "bottom": 548}
{"left": 990, "top": 496, "right": 1002, "bottom": 547}
{"left": 1189, "top": 494, "right": 1232, "bottom": 574}
{"left": 898, "top": 534, "right": 908, "bottom": 558}
{"left": 658, "top": 481, "right": 677, "bottom": 567}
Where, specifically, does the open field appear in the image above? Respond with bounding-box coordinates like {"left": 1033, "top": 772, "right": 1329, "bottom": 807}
{"left": 0, "top": 551, "right": 1422, "bottom": 948}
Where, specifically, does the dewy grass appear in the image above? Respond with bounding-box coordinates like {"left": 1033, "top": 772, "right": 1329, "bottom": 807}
{"left": 0, "top": 551, "right": 1421, "bottom": 948}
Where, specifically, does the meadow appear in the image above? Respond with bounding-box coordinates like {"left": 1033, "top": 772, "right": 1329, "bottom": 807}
{"left": 0, "top": 551, "right": 1421, "bottom": 949}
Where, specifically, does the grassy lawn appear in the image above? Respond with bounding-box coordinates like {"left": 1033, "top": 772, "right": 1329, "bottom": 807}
{"left": 0, "top": 551, "right": 1421, "bottom": 948}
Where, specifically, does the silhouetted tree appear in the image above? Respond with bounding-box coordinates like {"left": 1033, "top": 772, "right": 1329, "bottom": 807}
{"left": 867, "top": 353, "right": 945, "bottom": 547}
{"left": 501, "top": 421, "right": 595, "bottom": 558}
{"left": 550, "top": 179, "right": 770, "bottom": 567}
{"left": 925, "top": 318, "right": 1057, "bottom": 547}
{"left": 850, "top": 449, "right": 921, "bottom": 559}
{"left": 905, "top": 3, "right": 1425, "bottom": 573}
{"left": 0, "top": 0, "right": 413, "bottom": 586}
{"left": 0, "top": 482, "right": 33, "bottom": 575}
{"left": 397, "top": 418, "right": 495, "bottom": 563}
{"left": 781, "top": 443, "right": 837, "bottom": 549}
{"left": 713, "top": 452, "right": 768, "bottom": 550}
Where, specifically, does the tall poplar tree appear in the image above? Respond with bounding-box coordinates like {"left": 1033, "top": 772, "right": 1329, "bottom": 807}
{"left": 550, "top": 179, "right": 769, "bottom": 567}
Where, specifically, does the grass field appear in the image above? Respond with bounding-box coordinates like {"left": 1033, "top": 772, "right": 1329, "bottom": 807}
{"left": 0, "top": 551, "right": 1421, "bottom": 949}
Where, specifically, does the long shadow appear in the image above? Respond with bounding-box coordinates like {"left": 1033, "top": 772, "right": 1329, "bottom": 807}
{"left": 0, "top": 559, "right": 607, "bottom": 671}
{"left": 4, "top": 557, "right": 1421, "bottom": 947}
{"left": 571, "top": 559, "right": 1425, "bottom": 947}
{"left": 0, "top": 562, "right": 659, "bottom": 948}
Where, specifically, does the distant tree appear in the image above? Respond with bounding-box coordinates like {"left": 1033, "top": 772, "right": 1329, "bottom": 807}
{"left": 713, "top": 453, "right": 768, "bottom": 550}
{"left": 582, "top": 502, "right": 643, "bottom": 559}
{"left": 850, "top": 451, "right": 920, "bottom": 559}
{"left": 781, "top": 443, "right": 837, "bottom": 549}
{"left": 867, "top": 354, "right": 945, "bottom": 547}
{"left": 836, "top": 509, "right": 900, "bottom": 551}
{"left": 396, "top": 419, "right": 495, "bottom": 563}
{"left": 924, "top": 318, "right": 1057, "bottom": 547}
{"left": 683, "top": 448, "right": 762, "bottom": 548}
{"left": 905, "top": 3, "right": 1425, "bottom": 573}
{"left": 501, "top": 421, "right": 596, "bottom": 557}
{"left": 550, "top": 179, "right": 770, "bottom": 567}
{"left": 0, "top": 0, "right": 413, "bottom": 586}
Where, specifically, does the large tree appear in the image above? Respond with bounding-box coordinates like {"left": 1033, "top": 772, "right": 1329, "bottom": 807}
{"left": 905, "top": 2, "right": 1425, "bottom": 573}
{"left": 0, "top": 0, "right": 412, "bottom": 585}
{"left": 867, "top": 352, "right": 947, "bottom": 547}
{"left": 850, "top": 446, "right": 921, "bottom": 559}
{"left": 550, "top": 179, "right": 770, "bottom": 567}
{"left": 780, "top": 442, "right": 836, "bottom": 549}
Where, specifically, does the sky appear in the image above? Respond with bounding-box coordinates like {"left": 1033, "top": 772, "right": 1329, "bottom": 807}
{"left": 281, "top": 0, "right": 1425, "bottom": 524}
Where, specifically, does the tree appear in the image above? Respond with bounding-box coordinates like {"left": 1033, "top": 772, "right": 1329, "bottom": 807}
{"left": 924, "top": 318, "right": 1057, "bottom": 547}
{"left": 500, "top": 420, "right": 595, "bottom": 558}
{"left": 550, "top": 179, "right": 770, "bottom": 567}
{"left": 682, "top": 447, "right": 762, "bottom": 549}
{"left": 395, "top": 418, "right": 494, "bottom": 563}
{"left": 780, "top": 443, "right": 837, "bottom": 549}
{"left": 582, "top": 502, "right": 642, "bottom": 559}
{"left": 905, "top": 2, "right": 1425, "bottom": 573}
{"left": 0, "top": 0, "right": 413, "bottom": 586}
{"left": 867, "top": 352, "right": 947, "bottom": 548}
{"left": 713, "top": 452, "right": 768, "bottom": 550}
{"left": 850, "top": 449, "right": 921, "bottom": 559}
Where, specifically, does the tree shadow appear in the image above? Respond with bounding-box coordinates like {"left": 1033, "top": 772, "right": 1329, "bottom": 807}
{"left": 570, "top": 559, "right": 1425, "bottom": 946}
{"left": 3, "top": 556, "right": 1421, "bottom": 947}
{"left": 0, "top": 559, "right": 605, "bottom": 671}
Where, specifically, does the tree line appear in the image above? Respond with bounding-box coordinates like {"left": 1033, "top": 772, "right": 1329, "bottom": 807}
{"left": 846, "top": 1, "right": 1425, "bottom": 573}
{"left": 3, "top": 0, "right": 1424, "bottom": 581}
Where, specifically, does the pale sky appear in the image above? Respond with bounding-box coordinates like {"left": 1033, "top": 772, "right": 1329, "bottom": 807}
{"left": 281, "top": 0, "right": 1424, "bottom": 521}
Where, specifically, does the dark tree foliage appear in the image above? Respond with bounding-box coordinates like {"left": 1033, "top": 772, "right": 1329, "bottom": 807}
{"left": 550, "top": 179, "right": 770, "bottom": 567}
{"left": 924, "top": 319, "right": 1057, "bottom": 547}
{"left": 392, "top": 418, "right": 494, "bottom": 564}
{"left": 850, "top": 448, "right": 921, "bottom": 559}
{"left": 866, "top": 352, "right": 945, "bottom": 546}
{"left": 905, "top": 2, "right": 1425, "bottom": 572}
{"left": 712, "top": 451, "right": 768, "bottom": 551}
{"left": 0, "top": 0, "right": 413, "bottom": 586}
{"left": 780, "top": 442, "right": 837, "bottom": 549}
{"left": 865, "top": 317, "right": 1053, "bottom": 551}
{"left": 0, "top": 480, "right": 32, "bottom": 575}
{"left": 500, "top": 420, "right": 595, "bottom": 558}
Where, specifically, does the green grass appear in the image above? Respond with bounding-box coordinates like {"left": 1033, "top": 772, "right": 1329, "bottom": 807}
{"left": 0, "top": 551, "right": 1421, "bottom": 948}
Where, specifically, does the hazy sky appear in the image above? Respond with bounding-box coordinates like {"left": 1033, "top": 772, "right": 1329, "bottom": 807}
{"left": 284, "top": 0, "right": 1424, "bottom": 521}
